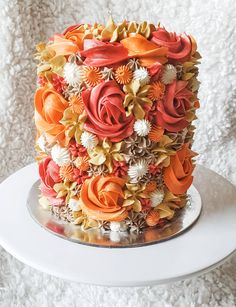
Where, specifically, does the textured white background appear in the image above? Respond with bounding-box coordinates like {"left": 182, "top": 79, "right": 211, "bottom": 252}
{"left": 0, "top": 0, "right": 235, "bottom": 306}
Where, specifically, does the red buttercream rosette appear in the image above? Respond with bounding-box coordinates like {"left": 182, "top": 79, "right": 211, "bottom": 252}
{"left": 82, "top": 80, "right": 135, "bottom": 142}
{"left": 151, "top": 28, "right": 195, "bottom": 62}
{"left": 156, "top": 80, "right": 193, "bottom": 132}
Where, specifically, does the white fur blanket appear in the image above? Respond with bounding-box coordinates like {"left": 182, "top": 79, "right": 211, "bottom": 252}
{"left": 0, "top": 0, "right": 235, "bottom": 306}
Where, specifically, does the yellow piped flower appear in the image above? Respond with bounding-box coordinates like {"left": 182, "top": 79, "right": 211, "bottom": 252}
{"left": 123, "top": 183, "right": 148, "bottom": 212}
{"left": 115, "top": 65, "right": 133, "bottom": 84}
{"left": 123, "top": 80, "right": 152, "bottom": 119}
{"left": 87, "top": 139, "right": 124, "bottom": 173}
{"left": 83, "top": 66, "right": 102, "bottom": 87}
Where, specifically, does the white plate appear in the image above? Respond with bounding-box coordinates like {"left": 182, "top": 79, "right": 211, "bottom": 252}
{"left": 0, "top": 163, "right": 235, "bottom": 286}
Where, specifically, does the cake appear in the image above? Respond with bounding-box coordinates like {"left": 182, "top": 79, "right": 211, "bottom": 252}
{"left": 34, "top": 18, "right": 201, "bottom": 233}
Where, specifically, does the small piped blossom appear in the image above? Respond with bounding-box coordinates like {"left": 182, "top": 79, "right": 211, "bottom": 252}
{"left": 140, "top": 198, "right": 151, "bottom": 211}
{"left": 128, "top": 159, "right": 148, "bottom": 182}
{"left": 52, "top": 74, "right": 66, "bottom": 93}
{"left": 68, "top": 197, "right": 81, "bottom": 211}
{"left": 150, "top": 189, "right": 164, "bottom": 207}
{"left": 148, "top": 164, "right": 161, "bottom": 176}
{"left": 51, "top": 144, "right": 71, "bottom": 166}
{"left": 74, "top": 156, "right": 90, "bottom": 171}
{"left": 68, "top": 140, "right": 88, "bottom": 158}
{"left": 59, "top": 164, "right": 74, "bottom": 182}
{"left": 73, "top": 168, "right": 90, "bottom": 185}
{"left": 161, "top": 64, "right": 177, "bottom": 85}
{"left": 133, "top": 67, "right": 150, "bottom": 86}
{"left": 115, "top": 65, "right": 133, "bottom": 84}
{"left": 80, "top": 131, "right": 98, "bottom": 150}
{"left": 110, "top": 221, "right": 127, "bottom": 232}
{"left": 83, "top": 66, "right": 102, "bottom": 87}
{"left": 146, "top": 210, "right": 160, "bottom": 226}
{"left": 148, "top": 81, "right": 165, "bottom": 101}
{"left": 64, "top": 62, "right": 83, "bottom": 86}
{"left": 134, "top": 119, "right": 151, "bottom": 137}
{"left": 102, "top": 67, "right": 114, "bottom": 81}
{"left": 112, "top": 160, "right": 128, "bottom": 177}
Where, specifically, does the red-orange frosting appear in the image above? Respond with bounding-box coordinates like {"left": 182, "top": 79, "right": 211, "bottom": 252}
{"left": 82, "top": 80, "right": 134, "bottom": 142}
{"left": 151, "top": 28, "right": 195, "bottom": 62}
{"left": 156, "top": 80, "right": 193, "bottom": 132}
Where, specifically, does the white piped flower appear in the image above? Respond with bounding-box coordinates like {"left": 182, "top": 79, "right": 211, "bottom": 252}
{"left": 63, "top": 62, "right": 83, "bottom": 86}
{"left": 161, "top": 64, "right": 177, "bottom": 85}
{"left": 51, "top": 144, "right": 70, "bottom": 166}
{"left": 150, "top": 189, "right": 164, "bottom": 207}
{"left": 128, "top": 159, "right": 148, "bottom": 182}
{"left": 110, "top": 221, "right": 128, "bottom": 232}
{"left": 134, "top": 119, "right": 151, "bottom": 137}
{"left": 80, "top": 131, "right": 98, "bottom": 149}
{"left": 68, "top": 198, "right": 81, "bottom": 212}
{"left": 133, "top": 67, "right": 150, "bottom": 86}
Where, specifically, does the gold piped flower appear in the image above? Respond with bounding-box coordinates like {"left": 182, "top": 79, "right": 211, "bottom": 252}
{"left": 83, "top": 66, "right": 102, "bottom": 87}
{"left": 148, "top": 81, "right": 166, "bottom": 101}
{"left": 115, "top": 65, "right": 133, "bottom": 84}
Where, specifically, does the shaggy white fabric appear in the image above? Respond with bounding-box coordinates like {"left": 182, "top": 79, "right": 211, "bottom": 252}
{"left": 0, "top": 0, "right": 235, "bottom": 306}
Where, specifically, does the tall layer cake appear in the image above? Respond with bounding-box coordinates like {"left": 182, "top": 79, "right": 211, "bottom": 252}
{"left": 34, "top": 18, "right": 201, "bottom": 233}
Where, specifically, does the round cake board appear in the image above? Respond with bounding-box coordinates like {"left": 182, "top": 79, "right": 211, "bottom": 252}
{"left": 0, "top": 163, "right": 235, "bottom": 286}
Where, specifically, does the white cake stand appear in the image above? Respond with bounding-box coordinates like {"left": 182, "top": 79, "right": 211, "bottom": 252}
{"left": 0, "top": 163, "right": 235, "bottom": 286}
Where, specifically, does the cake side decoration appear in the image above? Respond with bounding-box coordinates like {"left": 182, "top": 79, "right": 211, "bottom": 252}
{"left": 34, "top": 18, "right": 201, "bottom": 233}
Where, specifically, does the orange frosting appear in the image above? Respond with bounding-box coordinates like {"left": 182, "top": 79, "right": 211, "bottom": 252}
{"left": 148, "top": 125, "right": 164, "bottom": 142}
{"left": 69, "top": 95, "right": 84, "bottom": 114}
{"left": 80, "top": 176, "right": 128, "bottom": 221}
{"left": 115, "top": 65, "right": 133, "bottom": 84}
{"left": 163, "top": 143, "right": 195, "bottom": 194}
{"left": 83, "top": 66, "right": 102, "bottom": 87}
{"left": 34, "top": 86, "right": 69, "bottom": 145}
{"left": 74, "top": 156, "right": 89, "bottom": 171}
{"left": 121, "top": 34, "right": 168, "bottom": 66}
{"left": 48, "top": 35, "right": 80, "bottom": 57}
{"left": 148, "top": 81, "right": 165, "bottom": 101}
{"left": 64, "top": 26, "right": 92, "bottom": 50}
{"left": 59, "top": 164, "right": 74, "bottom": 182}
{"left": 144, "top": 181, "right": 157, "bottom": 193}
{"left": 146, "top": 210, "right": 160, "bottom": 227}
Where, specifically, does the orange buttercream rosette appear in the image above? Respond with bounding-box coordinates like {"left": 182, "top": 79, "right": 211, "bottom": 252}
{"left": 34, "top": 86, "right": 69, "bottom": 145}
{"left": 80, "top": 176, "right": 128, "bottom": 221}
{"left": 163, "top": 144, "right": 195, "bottom": 194}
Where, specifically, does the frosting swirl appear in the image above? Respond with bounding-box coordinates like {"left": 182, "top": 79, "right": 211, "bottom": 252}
{"left": 151, "top": 28, "right": 194, "bottom": 62}
{"left": 81, "top": 39, "right": 128, "bottom": 67}
{"left": 156, "top": 80, "right": 193, "bottom": 132}
{"left": 80, "top": 176, "right": 128, "bottom": 221}
{"left": 39, "top": 157, "right": 64, "bottom": 205}
{"left": 34, "top": 87, "right": 69, "bottom": 145}
{"left": 163, "top": 144, "right": 195, "bottom": 194}
{"left": 82, "top": 80, "right": 134, "bottom": 142}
